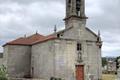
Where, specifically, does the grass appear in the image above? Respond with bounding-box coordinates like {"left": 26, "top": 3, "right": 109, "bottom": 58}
{"left": 102, "top": 74, "right": 117, "bottom": 80}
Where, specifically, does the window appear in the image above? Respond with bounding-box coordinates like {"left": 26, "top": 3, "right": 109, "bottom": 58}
{"left": 57, "top": 34, "right": 60, "bottom": 38}
{"left": 76, "top": 0, "right": 81, "bottom": 16}
{"left": 68, "top": 0, "right": 71, "bottom": 3}
{"left": 77, "top": 43, "right": 82, "bottom": 51}
{"left": 76, "top": 0, "right": 80, "bottom": 10}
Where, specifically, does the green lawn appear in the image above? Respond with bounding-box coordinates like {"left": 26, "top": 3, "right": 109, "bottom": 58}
{"left": 102, "top": 74, "right": 117, "bottom": 80}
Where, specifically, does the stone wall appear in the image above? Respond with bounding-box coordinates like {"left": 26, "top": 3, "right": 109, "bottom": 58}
{"left": 0, "top": 53, "right": 3, "bottom": 66}
{"left": 4, "top": 45, "right": 31, "bottom": 78}
{"left": 55, "top": 26, "right": 102, "bottom": 80}
{"left": 85, "top": 41, "right": 102, "bottom": 80}
{"left": 117, "top": 68, "right": 120, "bottom": 80}
{"left": 0, "top": 58, "right": 3, "bottom": 66}
{"left": 9, "top": 78, "right": 43, "bottom": 80}
{"left": 59, "top": 27, "right": 97, "bottom": 41}
{"left": 31, "top": 40, "right": 55, "bottom": 79}
{"left": 54, "top": 39, "right": 76, "bottom": 80}
{"left": 32, "top": 39, "right": 76, "bottom": 80}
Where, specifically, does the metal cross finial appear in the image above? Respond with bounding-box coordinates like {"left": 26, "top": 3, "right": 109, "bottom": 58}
{"left": 54, "top": 25, "right": 57, "bottom": 33}
{"left": 36, "top": 30, "right": 38, "bottom": 34}
{"left": 97, "top": 30, "right": 101, "bottom": 41}
{"left": 24, "top": 34, "right": 26, "bottom": 38}
{"left": 98, "top": 30, "right": 100, "bottom": 37}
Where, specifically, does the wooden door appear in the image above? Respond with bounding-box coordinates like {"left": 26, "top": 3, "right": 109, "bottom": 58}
{"left": 76, "top": 65, "right": 84, "bottom": 80}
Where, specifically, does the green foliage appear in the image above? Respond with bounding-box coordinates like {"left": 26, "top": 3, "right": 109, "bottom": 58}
{"left": 50, "top": 77, "right": 64, "bottom": 80}
{"left": 0, "top": 65, "right": 8, "bottom": 80}
{"left": 116, "top": 56, "right": 120, "bottom": 70}
{"left": 102, "top": 57, "right": 107, "bottom": 67}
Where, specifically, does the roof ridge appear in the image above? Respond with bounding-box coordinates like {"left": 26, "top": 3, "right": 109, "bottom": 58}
{"left": 85, "top": 27, "right": 98, "bottom": 37}
{"left": 3, "top": 27, "right": 73, "bottom": 47}
{"left": 26, "top": 33, "right": 45, "bottom": 38}
{"left": 47, "top": 26, "right": 73, "bottom": 36}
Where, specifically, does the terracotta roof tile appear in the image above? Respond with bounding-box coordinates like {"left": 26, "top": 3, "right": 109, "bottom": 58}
{"left": 6, "top": 37, "right": 29, "bottom": 45}
{"left": 3, "top": 33, "right": 57, "bottom": 46}
{"left": 32, "top": 35, "right": 57, "bottom": 45}
{"left": 3, "top": 33, "right": 45, "bottom": 46}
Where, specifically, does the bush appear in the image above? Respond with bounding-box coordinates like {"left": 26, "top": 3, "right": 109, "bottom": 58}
{"left": 0, "top": 65, "right": 8, "bottom": 80}
{"left": 50, "top": 77, "right": 63, "bottom": 80}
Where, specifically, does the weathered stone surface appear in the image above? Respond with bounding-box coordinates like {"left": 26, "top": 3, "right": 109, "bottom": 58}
{"left": 4, "top": 45, "right": 31, "bottom": 78}
{"left": 0, "top": 58, "right": 3, "bottom": 66}
{"left": 32, "top": 39, "right": 76, "bottom": 80}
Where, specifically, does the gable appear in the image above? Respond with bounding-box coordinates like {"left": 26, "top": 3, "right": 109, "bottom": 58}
{"left": 52, "top": 27, "right": 98, "bottom": 41}
{"left": 86, "top": 27, "right": 98, "bottom": 37}
{"left": 85, "top": 27, "right": 98, "bottom": 41}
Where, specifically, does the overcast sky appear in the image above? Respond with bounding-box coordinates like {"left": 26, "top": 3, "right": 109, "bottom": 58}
{"left": 0, "top": 0, "right": 120, "bottom": 57}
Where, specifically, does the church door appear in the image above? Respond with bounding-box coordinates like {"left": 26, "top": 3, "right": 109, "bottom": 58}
{"left": 76, "top": 65, "right": 84, "bottom": 80}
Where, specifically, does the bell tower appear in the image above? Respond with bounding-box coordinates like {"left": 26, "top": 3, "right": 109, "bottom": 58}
{"left": 64, "top": 0, "right": 88, "bottom": 28}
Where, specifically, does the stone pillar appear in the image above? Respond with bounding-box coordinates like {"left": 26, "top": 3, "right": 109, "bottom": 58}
{"left": 80, "top": 0, "right": 85, "bottom": 17}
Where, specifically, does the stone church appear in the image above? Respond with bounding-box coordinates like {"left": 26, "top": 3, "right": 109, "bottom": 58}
{"left": 3, "top": 0, "right": 102, "bottom": 80}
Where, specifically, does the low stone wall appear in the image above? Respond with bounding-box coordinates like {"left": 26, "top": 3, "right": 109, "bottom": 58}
{"left": 117, "top": 69, "right": 120, "bottom": 80}
{"left": 8, "top": 78, "right": 44, "bottom": 80}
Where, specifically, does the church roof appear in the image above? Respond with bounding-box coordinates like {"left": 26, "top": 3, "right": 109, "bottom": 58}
{"left": 50, "top": 26, "right": 98, "bottom": 37}
{"left": 3, "top": 33, "right": 56, "bottom": 46}
{"left": 32, "top": 34, "right": 57, "bottom": 45}
{"left": 3, "top": 26, "right": 98, "bottom": 46}
{"left": 86, "top": 27, "right": 98, "bottom": 37}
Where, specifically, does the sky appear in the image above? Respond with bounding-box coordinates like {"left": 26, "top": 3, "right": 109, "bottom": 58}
{"left": 0, "top": 0, "right": 120, "bottom": 57}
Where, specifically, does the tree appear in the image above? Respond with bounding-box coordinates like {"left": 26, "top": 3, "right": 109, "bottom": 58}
{"left": 116, "top": 56, "right": 120, "bottom": 70}
{"left": 102, "top": 57, "right": 107, "bottom": 67}
{"left": 0, "top": 65, "right": 8, "bottom": 80}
